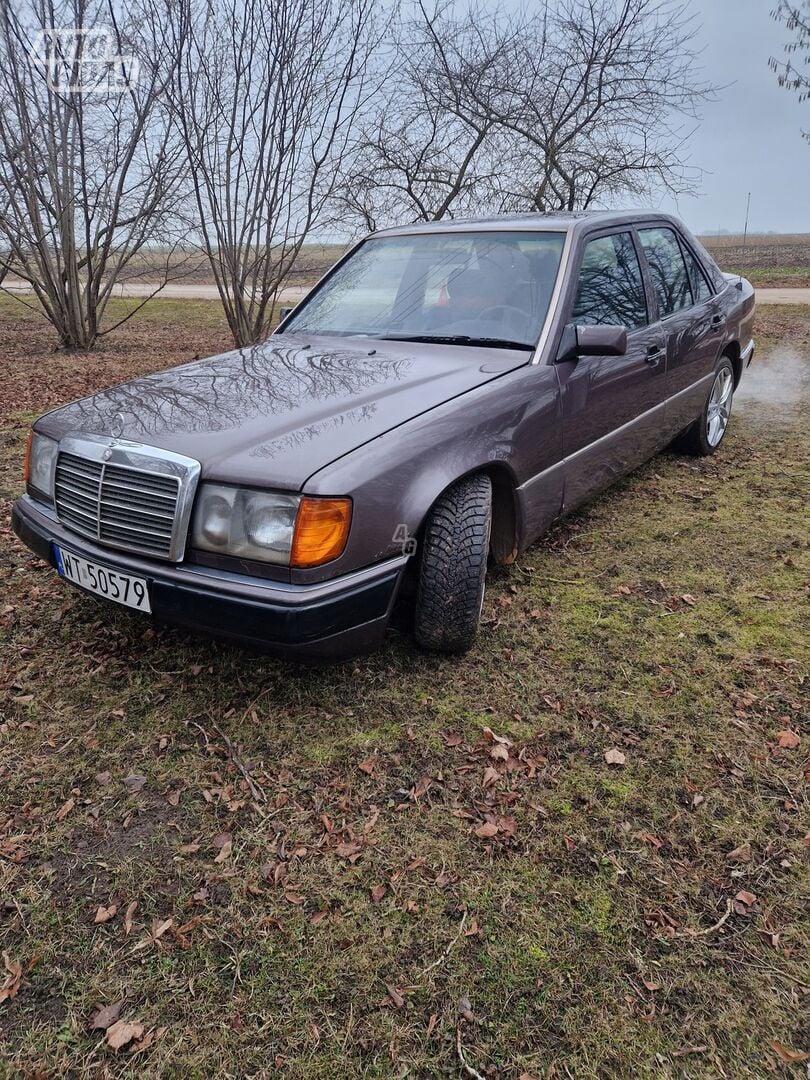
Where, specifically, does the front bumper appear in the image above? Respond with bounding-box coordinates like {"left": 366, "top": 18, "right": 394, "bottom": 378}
{"left": 12, "top": 495, "right": 406, "bottom": 661}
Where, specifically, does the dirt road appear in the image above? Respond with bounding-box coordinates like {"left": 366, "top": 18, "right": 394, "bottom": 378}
{"left": 2, "top": 279, "right": 310, "bottom": 304}
{"left": 2, "top": 278, "right": 808, "bottom": 306}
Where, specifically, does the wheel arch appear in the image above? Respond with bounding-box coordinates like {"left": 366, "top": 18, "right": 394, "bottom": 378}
{"left": 413, "top": 462, "right": 519, "bottom": 566}
{"left": 722, "top": 340, "right": 743, "bottom": 387}
{"left": 484, "top": 464, "right": 519, "bottom": 564}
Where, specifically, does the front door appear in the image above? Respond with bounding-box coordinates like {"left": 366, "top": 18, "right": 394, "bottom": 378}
{"left": 555, "top": 229, "right": 667, "bottom": 511}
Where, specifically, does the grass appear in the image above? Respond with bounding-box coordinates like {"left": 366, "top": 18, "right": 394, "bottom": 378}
{"left": 0, "top": 296, "right": 808, "bottom": 1077}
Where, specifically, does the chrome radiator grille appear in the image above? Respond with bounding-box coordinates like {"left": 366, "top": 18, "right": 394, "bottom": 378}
{"left": 53, "top": 436, "right": 201, "bottom": 562}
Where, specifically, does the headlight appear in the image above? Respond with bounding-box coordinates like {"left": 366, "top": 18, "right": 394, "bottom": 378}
{"left": 24, "top": 432, "right": 58, "bottom": 504}
{"left": 191, "top": 484, "right": 351, "bottom": 567}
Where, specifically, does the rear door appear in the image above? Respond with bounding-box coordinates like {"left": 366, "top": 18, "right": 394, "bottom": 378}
{"left": 556, "top": 228, "right": 667, "bottom": 511}
{"left": 635, "top": 225, "right": 724, "bottom": 435}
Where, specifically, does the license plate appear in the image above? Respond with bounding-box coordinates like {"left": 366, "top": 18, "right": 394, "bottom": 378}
{"left": 54, "top": 545, "right": 151, "bottom": 613}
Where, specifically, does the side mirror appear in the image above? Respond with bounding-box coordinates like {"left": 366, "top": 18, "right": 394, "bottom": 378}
{"left": 278, "top": 306, "right": 293, "bottom": 323}
{"left": 557, "top": 323, "right": 628, "bottom": 361}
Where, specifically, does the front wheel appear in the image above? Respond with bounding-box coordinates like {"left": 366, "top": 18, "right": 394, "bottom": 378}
{"left": 414, "top": 474, "right": 492, "bottom": 653}
{"left": 674, "top": 358, "right": 735, "bottom": 456}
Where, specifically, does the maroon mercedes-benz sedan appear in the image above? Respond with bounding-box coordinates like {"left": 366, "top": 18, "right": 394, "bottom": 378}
{"left": 13, "top": 211, "right": 755, "bottom": 659}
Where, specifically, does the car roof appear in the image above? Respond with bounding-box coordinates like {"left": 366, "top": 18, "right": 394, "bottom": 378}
{"left": 372, "top": 209, "right": 682, "bottom": 238}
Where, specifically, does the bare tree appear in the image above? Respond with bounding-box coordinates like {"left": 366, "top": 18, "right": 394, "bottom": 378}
{"left": 770, "top": 1, "right": 810, "bottom": 142}
{"left": 339, "top": 3, "right": 517, "bottom": 229}
{"left": 494, "top": 0, "right": 715, "bottom": 211}
{"left": 344, "top": 0, "right": 715, "bottom": 226}
{"left": 0, "top": 0, "right": 185, "bottom": 348}
{"left": 168, "top": 0, "right": 382, "bottom": 347}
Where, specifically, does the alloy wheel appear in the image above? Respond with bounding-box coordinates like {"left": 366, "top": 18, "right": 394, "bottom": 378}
{"left": 706, "top": 368, "right": 733, "bottom": 447}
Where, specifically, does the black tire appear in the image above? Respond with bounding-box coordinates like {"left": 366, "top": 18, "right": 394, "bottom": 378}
{"left": 673, "top": 357, "right": 735, "bottom": 457}
{"left": 414, "top": 474, "right": 492, "bottom": 653}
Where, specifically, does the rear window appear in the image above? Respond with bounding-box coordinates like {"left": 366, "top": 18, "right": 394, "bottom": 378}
{"left": 681, "top": 244, "right": 714, "bottom": 303}
{"left": 638, "top": 227, "right": 693, "bottom": 317}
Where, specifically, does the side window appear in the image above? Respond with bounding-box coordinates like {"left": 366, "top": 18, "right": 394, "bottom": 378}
{"left": 638, "top": 227, "right": 693, "bottom": 317}
{"left": 571, "top": 232, "right": 648, "bottom": 329}
{"left": 680, "top": 244, "right": 713, "bottom": 303}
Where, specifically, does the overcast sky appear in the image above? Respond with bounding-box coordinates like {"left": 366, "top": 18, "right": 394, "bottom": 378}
{"left": 651, "top": 0, "right": 808, "bottom": 234}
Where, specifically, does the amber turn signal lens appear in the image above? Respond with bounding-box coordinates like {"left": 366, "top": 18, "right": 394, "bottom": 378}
{"left": 290, "top": 497, "right": 352, "bottom": 568}
{"left": 22, "top": 430, "right": 33, "bottom": 484}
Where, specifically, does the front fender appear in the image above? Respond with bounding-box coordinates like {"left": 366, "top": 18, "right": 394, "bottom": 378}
{"left": 293, "top": 363, "right": 562, "bottom": 583}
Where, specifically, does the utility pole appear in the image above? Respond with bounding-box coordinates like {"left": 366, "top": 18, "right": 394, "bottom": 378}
{"left": 743, "top": 192, "right": 751, "bottom": 247}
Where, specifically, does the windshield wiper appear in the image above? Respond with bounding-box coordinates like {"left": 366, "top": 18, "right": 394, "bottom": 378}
{"left": 379, "top": 334, "right": 533, "bottom": 351}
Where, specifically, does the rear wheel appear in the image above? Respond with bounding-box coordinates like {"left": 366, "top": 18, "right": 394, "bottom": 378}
{"left": 674, "top": 357, "right": 735, "bottom": 456}
{"left": 414, "top": 474, "right": 492, "bottom": 653}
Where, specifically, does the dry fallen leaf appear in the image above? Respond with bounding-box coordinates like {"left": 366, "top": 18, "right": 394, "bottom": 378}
{"left": 771, "top": 1040, "right": 810, "bottom": 1064}
{"left": 385, "top": 983, "right": 404, "bottom": 1008}
{"left": 0, "top": 952, "right": 23, "bottom": 1003}
{"left": 335, "top": 840, "right": 363, "bottom": 860}
{"left": 105, "top": 1019, "right": 144, "bottom": 1051}
{"left": 673, "top": 1045, "right": 707, "bottom": 1058}
{"left": 129, "top": 1024, "right": 167, "bottom": 1055}
{"left": 775, "top": 729, "right": 800, "bottom": 749}
{"left": 151, "top": 917, "right": 174, "bottom": 940}
{"left": 497, "top": 815, "right": 517, "bottom": 838}
{"left": 604, "top": 748, "right": 626, "bottom": 766}
{"left": 93, "top": 903, "right": 118, "bottom": 925}
{"left": 734, "top": 890, "right": 757, "bottom": 907}
{"left": 727, "top": 841, "right": 752, "bottom": 864}
{"left": 123, "top": 774, "right": 146, "bottom": 794}
{"left": 55, "top": 797, "right": 75, "bottom": 822}
{"left": 89, "top": 999, "right": 124, "bottom": 1031}
{"left": 357, "top": 755, "right": 376, "bottom": 775}
{"left": 474, "top": 821, "right": 498, "bottom": 839}
{"left": 370, "top": 884, "right": 387, "bottom": 903}
{"left": 482, "top": 765, "right": 500, "bottom": 787}
{"left": 482, "top": 726, "right": 511, "bottom": 746}
{"left": 123, "top": 901, "right": 138, "bottom": 936}
{"left": 213, "top": 840, "right": 233, "bottom": 863}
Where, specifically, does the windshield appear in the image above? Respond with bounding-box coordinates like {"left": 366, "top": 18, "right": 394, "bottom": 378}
{"left": 280, "top": 231, "right": 566, "bottom": 349}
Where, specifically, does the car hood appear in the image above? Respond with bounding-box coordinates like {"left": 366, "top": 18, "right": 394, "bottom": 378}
{"left": 38, "top": 334, "right": 528, "bottom": 489}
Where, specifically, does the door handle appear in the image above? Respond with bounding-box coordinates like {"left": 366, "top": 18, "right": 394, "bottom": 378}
{"left": 711, "top": 313, "right": 723, "bottom": 327}
{"left": 646, "top": 344, "right": 664, "bottom": 365}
